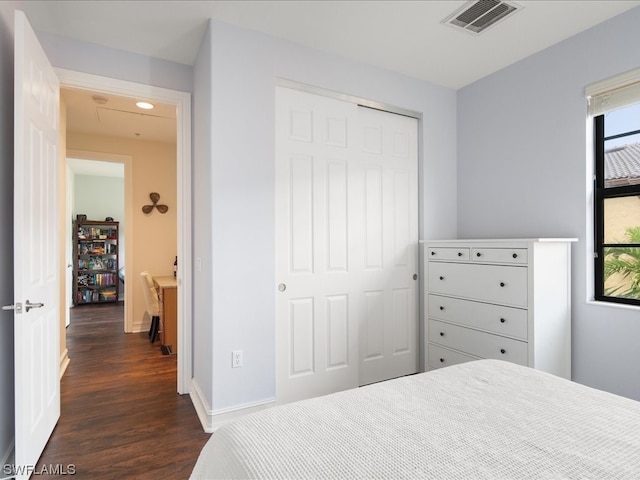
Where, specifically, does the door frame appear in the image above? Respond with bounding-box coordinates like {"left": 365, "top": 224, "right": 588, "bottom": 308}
{"left": 56, "top": 68, "right": 193, "bottom": 394}
{"left": 277, "top": 78, "right": 422, "bottom": 119}
{"left": 66, "top": 151, "right": 131, "bottom": 315}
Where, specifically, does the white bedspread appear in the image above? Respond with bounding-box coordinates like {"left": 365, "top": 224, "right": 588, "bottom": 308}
{"left": 190, "top": 360, "right": 640, "bottom": 479}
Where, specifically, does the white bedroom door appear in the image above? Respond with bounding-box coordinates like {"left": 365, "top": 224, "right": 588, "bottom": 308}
{"left": 357, "top": 106, "right": 419, "bottom": 386}
{"left": 13, "top": 10, "right": 61, "bottom": 476}
{"left": 275, "top": 87, "right": 361, "bottom": 403}
{"left": 276, "top": 86, "right": 419, "bottom": 403}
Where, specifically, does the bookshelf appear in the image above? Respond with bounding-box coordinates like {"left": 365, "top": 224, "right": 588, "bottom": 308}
{"left": 73, "top": 220, "right": 119, "bottom": 305}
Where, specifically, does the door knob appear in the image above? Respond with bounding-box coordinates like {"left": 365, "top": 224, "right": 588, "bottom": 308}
{"left": 0, "top": 300, "right": 39, "bottom": 313}
{"left": 278, "top": 283, "right": 287, "bottom": 292}
{"left": 25, "top": 300, "right": 44, "bottom": 312}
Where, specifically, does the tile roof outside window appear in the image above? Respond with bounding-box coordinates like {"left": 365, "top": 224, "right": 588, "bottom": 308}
{"left": 605, "top": 142, "right": 640, "bottom": 187}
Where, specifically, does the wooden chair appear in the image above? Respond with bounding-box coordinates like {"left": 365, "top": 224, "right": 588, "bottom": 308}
{"left": 140, "top": 271, "right": 160, "bottom": 343}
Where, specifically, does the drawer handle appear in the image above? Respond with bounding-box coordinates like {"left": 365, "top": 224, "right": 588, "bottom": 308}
{"left": 476, "top": 252, "right": 481, "bottom": 257}
{"left": 500, "top": 349, "right": 506, "bottom": 354}
{"left": 512, "top": 253, "right": 518, "bottom": 259}
{"left": 439, "top": 276, "right": 445, "bottom": 281}
{"left": 457, "top": 252, "right": 463, "bottom": 257}
{"left": 500, "top": 282, "right": 505, "bottom": 287}
{"left": 431, "top": 251, "right": 436, "bottom": 256}
{"left": 439, "top": 358, "right": 445, "bottom": 363}
{"left": 439, "top": 306, "right": 444, "bottom": 311}
{"left": 500, "top": 318, "right": 506, "bottom": 323}
{"left": 440, "top": 332, "right": 445, "bottom": 337}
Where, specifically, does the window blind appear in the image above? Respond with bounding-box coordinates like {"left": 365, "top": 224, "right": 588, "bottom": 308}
{"left": 586, "top": 67, "right": 640, "bottom": 116}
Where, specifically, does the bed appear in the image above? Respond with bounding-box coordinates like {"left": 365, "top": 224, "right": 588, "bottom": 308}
{"left": 190, "top": 359, "right": 640, "bottom": 479}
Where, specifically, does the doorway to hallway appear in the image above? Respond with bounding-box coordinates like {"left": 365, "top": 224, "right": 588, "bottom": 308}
{"left": 57, "top": 69, "right": 193, "bottom": 394}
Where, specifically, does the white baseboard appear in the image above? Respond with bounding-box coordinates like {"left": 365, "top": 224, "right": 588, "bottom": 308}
{"left": 190, "top": 379, "right": 214, "bottom": 432}
{"left": 60, "top": 348, "right": 70, "bottom": 378}
{"left": 130, "top": 322, "right": 146, "bottom": 334}
{"left": 189, "top": 378, "right": 275, "bottom": 433}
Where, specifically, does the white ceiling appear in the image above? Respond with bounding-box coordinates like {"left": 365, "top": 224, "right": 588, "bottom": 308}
{"left": 22, "top": 0, "right": 640, "bottom": 141}
{"left": 67, "top": 157, "right": 124, "bottom": 178}
{"left": 61, "top": 87, "right": 177, "bottom": 143}
{"left": 24, "top": 1, "right": 640, "bottom": 89}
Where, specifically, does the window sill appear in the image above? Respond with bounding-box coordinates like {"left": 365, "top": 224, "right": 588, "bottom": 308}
{"left": 586, "top": 299, "right": 640, "bottom": 312}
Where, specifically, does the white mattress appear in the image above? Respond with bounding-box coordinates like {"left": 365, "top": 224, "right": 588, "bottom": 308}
{"left": 190, "top": 360, "right": 640, "bottom": 479}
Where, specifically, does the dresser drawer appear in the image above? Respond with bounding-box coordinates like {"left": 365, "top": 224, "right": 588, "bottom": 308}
{"left": 427, "top": 343, "right": 479, "bottom": 370}
{"left": 426, "top": 247, "right": 470, "bottom": 262}
{"left": 471, "top": 247, "right": 527, "bottom": 264}
{"left": 427, "top": 294, "right": 528, "bottom": 340}
{"left": 428, "top": 319, "right": 528, "bottom": 366}
{"left": 428, "top": 262, "right": 528, "bottom": 307}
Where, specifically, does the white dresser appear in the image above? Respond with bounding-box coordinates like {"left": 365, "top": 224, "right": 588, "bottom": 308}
{"left": 423, "top": 239, "right": 575, "bottom": 379}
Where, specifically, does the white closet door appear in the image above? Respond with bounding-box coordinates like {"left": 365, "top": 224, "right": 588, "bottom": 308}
{"left": 275, "top": 87, "right": 419, "bottom": 403}
{"left": 276, "top": 87, "right": 360, "bottom": 403}
{"left": 357, "top": 106, "right": 419, "bottom": 386}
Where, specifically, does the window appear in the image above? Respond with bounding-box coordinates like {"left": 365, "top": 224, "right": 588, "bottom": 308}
{"left": 591, "top": 77, "right": 640, "bottom": 305}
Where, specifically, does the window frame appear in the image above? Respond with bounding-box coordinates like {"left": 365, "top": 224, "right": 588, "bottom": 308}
{"left": 593, "top": 113, "right": 640, "bottom": 306}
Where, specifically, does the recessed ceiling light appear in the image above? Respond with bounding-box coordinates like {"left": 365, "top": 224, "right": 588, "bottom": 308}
{"left": 136, "top": 101, "right": 154, "bottom": 110}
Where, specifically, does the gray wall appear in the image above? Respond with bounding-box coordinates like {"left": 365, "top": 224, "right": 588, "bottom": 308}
{"left": 36, "top": 31, "right": 193, "bottom": 94}
{"left": 199, "top": 20, "right": 457, "bottom": 413}
{"left": 0, "top": 0, "right": 19, "bottom": 466}
{"left": 458, "top": 6, "right": 640, "bottom": 400}
{"left": 73, "top": 175, "right": 125, "bottom": 223}
{"left": 192, "top": 21, "right": 214, "bottom": 402}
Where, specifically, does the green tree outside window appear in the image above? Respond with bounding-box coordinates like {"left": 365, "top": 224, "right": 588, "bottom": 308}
{"left": 604, "top": 226, "right": 640, "bottom": 299}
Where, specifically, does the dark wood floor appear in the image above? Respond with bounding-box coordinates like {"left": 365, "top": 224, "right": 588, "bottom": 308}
{"left": 36, "top": 302, "right": 211, "bottom": 479}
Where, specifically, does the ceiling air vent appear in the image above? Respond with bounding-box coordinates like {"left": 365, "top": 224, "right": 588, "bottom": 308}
{"left": 443, "top": 0, "right": 521, "bottom": 35}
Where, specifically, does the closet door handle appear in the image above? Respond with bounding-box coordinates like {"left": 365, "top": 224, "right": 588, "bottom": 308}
{"left": 500, "top": 282, "right": 505, "bottom": 287}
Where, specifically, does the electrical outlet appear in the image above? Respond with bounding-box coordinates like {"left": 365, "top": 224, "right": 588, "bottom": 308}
{"left": 232, "top": 350, "right": 243, "bottom": 368}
